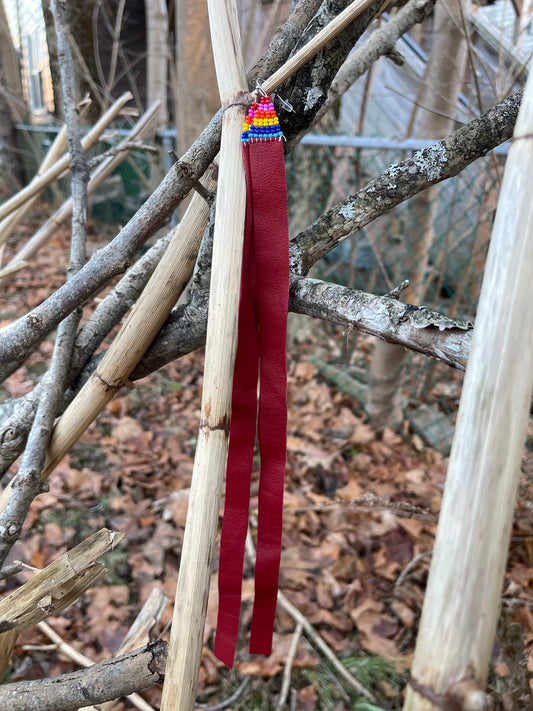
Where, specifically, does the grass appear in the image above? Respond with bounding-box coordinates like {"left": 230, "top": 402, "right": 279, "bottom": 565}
{"left": 303, "top": 653, "right": 408, "bottom": 710}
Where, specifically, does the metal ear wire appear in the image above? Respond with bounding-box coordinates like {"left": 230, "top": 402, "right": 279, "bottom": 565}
{"left": 275, "top": 94, "right": 294, "bottom": 113}
{"left": 255, "top": 80, "right": 268, "bottom": 99}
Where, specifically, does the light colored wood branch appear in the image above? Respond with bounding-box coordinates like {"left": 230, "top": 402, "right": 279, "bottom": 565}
{"left": 403, "top": 69, "right": 533, "bottom": 711}
{"left": 160, "top": 2, "right": 248, "bottom": 710}
{"left": 0, "top": 101, "right": 161, "bottom": 284}
{"left": 0, "top": 529, "right": 122, "bottom": 677}
{"left": 0, "top": 640, "right": 167, "bottom": 711}
{"left": 0, "top": 529, "right": 123, "bottom": 633}
{"left": 0, "top": 92, "right": 133, "bottom": 223}
{"left": 0, "top": 98, "right": 91, "bottom": 248}
{"left": 275, "top": 621, "right": 303, "bottom": 711}
{"left": 37, "top": 162, "right": 215, "bottom": 481}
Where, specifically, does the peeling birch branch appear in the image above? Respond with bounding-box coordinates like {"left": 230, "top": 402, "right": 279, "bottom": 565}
{"left": 289, "top": 276, "right": 472, "bottom": 369}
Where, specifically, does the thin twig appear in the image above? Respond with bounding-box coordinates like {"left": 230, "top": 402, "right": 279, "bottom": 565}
{"left": 196, "top": 678, "right": 251, "bottom": 711}
{"left": 395, "top": 550, "right": 433, "bottom": 589}
{"left": 275, "top": 622, "right": 303, "bottom": 711}
{"left": 245, "top": 531, "right": 376, "bottom": 702}
{"left": 86, "top": 140, "right": 158, "bottom": 169}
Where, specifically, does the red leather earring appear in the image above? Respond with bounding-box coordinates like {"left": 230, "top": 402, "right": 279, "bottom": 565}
{"left": 215, "top": 94, "right": 289, "bottom": 668}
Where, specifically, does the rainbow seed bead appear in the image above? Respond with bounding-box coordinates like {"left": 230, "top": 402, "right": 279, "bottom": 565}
{"left": 241, "top": 95, "right": 284, "bottom": 142}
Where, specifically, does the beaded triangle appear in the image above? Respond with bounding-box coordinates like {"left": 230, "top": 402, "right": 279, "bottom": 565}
{"left": 241, "top": 95, "right": 284, "bottom": 142}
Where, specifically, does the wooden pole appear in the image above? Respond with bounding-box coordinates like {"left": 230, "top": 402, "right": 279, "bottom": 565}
{"left": 159, "top": 2, "right": 248, "bottom": 710}
{"left": 0, "top": 92, "right": 133, "bottom": 223}
{"left": 403, "top": 71, "right": 533, "bottom": 711}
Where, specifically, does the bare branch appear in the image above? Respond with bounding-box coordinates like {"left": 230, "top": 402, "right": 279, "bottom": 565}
{"left": 0, "top": 0, "right": 90, "bottom": 566}
{"left": 0, "top": 641, "right": 167, "bottom": 711}
{"left": 85, "top": 140, "right": 158, "bottom": 169}
{"left": 289, "top": 275, "right": 472, "bottom": 370}
{"left": 311, "top": 0, "right": 438, "bottom": 129}
{"left": 291, "top": 89, "right": 522, "bottom": 275}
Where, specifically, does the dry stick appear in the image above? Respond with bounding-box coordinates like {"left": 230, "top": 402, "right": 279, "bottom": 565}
{"left": 243, "top": 532, "right": 375, "bottom": 702}
{"left": 403, "top": 71, "right": 533, "bottom": 711}
{"left": 275, "top": 622, "right": 303, "bottom": 711}
{"left": 0, "top": 529, "right": 123, "bottom": 677}
{"left": 0, "top": 640, "right": 167, "bottom": 711}
{"left": 160, "top": 2, "right": 248, "bottom": 711}
{"left": 0, "top": 101, "right": 162, "bottom": 284}
{"left": 0, "top": 92, "right": 133, "bottom": 223}
{"left": 38, "top": 165, "right": 215, "bottom": 480}
{"left": 0, "top": 529, "right": 122, "bottom": 630}
{"left": 0, "top": 98, "right": 91, "bottom": 248}
{"left": 0, "top": 0, "right": 92, "bottom": 568}
{"left": 160, "top": 2, "right": 387, "bottom": 704}
{"left": 289, "top": 275, "right": 472, "bottom": 370}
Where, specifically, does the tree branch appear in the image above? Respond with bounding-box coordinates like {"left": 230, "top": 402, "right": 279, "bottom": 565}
{"left": 289, "top": 275, "right": 472, "bottom": 369}
{"left": 0, "top": 641, "right": 167, "bottom": 711}
{"left": 132, "top": 273, "right": 473, "bottom": 380}
{"left": 311, "top": 0, "right": 437, "bottom": 129}
{"left": 291, "top": 88, "right": 522, "bottom": 275}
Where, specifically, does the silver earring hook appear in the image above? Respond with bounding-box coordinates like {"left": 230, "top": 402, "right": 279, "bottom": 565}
{"left": 275, "top": 94, "right": 294, "bottom": 113}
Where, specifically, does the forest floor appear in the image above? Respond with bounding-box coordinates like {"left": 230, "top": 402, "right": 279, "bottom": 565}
{"left": 0, "top": 208, "right": 532, "bottom": 711}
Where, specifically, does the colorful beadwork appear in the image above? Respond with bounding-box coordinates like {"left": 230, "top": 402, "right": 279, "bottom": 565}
{"left": 242, "top": 95, "right": 284, "bottom": 142}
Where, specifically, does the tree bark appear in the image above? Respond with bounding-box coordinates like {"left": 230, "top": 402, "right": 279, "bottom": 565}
{"left": 41, "top": 0, "right": 63, "bottom": 118}
{"left": 0, "top": 641, "right": 167, "bottom": 711}
{"left": 66, "top": 0, "right": 100, "bottom": 120}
